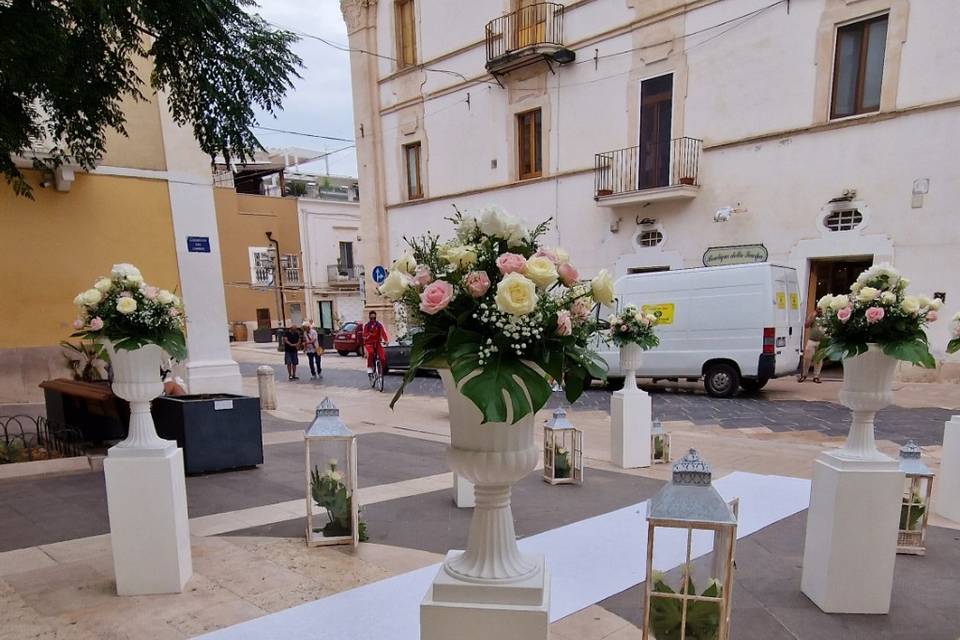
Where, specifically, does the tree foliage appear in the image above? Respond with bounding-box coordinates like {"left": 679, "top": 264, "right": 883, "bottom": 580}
{"left": 0, "top": 0, "right": 302, "bottom": 197}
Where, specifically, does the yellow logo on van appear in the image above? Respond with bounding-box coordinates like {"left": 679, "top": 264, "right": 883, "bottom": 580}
{"left": 775, "top": 292, "right": 786, "bottom": 309}
{"left": 789, "top": 292, "right": 799, "bottom": 310}
{"left": 642, "top": 303, "right": 674, "bottom": 325}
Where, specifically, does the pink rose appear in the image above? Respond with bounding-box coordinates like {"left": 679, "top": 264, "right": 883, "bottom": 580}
{"left": 463, "top": 271, "right": 491, "bottom": 298}
{"left": 570, "top": 297, "right": 592, "bottom": 321}
{"left": 620, "top": 324, "right": 628, "bottom": 332}
{"left": 169, "top": 308, "right": 180, "bottom": 317}
{"left": 926, "top": 310, "right": 938, "bottom": 322}
{"left": 865, "top": 306, "right": 885, "bottom": 324}
{"left": 419, "top": 280, "right": 455, "bottom": 315}
{"left": 556, "top": 310, "right": 572, "bottom": 336}
{"left": 557, "top": 262, "right": 579, "bottom": 287}
{"left": 141, "top": 285, "right": 159, "bottom": 300}
{"left": 534, "top": 247, "right": 558, "bottom": 264}
{"left": 413, "top": 264, "right": 433, "bottom": 288}
{"left": 837, "top": 306, "right": 852, "bottom": 323}
{"left": 119, "top": 291, "right": 132, "bottom": 298}
{"left": 496, "top": 252, "right": 527, "bottom": 275}
{"left": 89, "top": 317, "right": 104, "bottom": 331}
{"left": 72, "top": 318, "right": 84, "bottom": 330}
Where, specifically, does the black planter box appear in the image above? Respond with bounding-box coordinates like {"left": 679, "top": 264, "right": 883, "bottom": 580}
{"left": 153, "top": 394, "right": 263, "bottom": 474}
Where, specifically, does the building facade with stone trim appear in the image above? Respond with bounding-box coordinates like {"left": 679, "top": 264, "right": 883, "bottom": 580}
{"left": 340, "top": 0, "right": 960, "bottom": 379}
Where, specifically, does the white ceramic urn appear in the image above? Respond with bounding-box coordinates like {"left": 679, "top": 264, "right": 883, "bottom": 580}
{"left": 105, "top": 342, "right": 175, "bottom": 454}
{"left": 837, "top": 344, "right": 897, "bottom": 461}
{"left": 620, "top": 343, "right": 643, "bottom": 392}
{"left": 440, "top": 370, "right": 539, "bottom": 582}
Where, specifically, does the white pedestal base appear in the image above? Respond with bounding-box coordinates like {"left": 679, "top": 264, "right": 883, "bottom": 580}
{"left": 452, "top": 473, "right": 475, "bottom": 508}
{"left": 935, "top": 415, "right": 960, "bottom": 522}
{"left": 421, "top": 552, "right": 549, "bottom": 640}
{"left": 800, "top": 451, "right": 902, "bottom": 613}
{"left": 103, "top": 445, "right": 192, "bottom": 595}
{"left": 610, "top": 388, "right": 651, "bottom": 468}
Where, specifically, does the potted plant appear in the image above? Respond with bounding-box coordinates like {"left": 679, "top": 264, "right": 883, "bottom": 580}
{"left": 70, "top": 263, "right": 186, "bottom": 452}
{"left": 60, "top": 339, "right": 109, "bottom": 382}
{"left": 336, "top": 257, "right": 349, "bottom": 279}
{"left": 607, "top": 304, "right": 660, "bottom": 392}
{"left": 815, "top": 264, "right": 938, "bottom": 459}
{"left": 310, "top": 460, "right": 368, "bottom": 541}
{"left": 378, "top": 204, "right": 607, "bottom": 583}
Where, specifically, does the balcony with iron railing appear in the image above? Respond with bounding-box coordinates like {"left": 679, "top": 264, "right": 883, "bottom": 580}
{"left": 484, "top": 3, "right": 571, "bottom": 75}
{"left": 594, "top": 137, "right": 703, "bottom": 206}
{"left": 327, "top": 265, "right": 361, "bottom": 287}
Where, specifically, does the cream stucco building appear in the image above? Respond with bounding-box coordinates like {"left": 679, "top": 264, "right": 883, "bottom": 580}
{"left": 341, "top": 0, "right": 960, "bottom": 378}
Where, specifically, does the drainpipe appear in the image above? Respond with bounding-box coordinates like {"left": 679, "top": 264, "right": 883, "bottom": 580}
{"left": 265, "top": 231, "right": 286, "bottom": 328}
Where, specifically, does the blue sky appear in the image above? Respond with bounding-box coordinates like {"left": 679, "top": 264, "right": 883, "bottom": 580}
{"left": 252, "top": 0, "right": 358, "bottom": 177}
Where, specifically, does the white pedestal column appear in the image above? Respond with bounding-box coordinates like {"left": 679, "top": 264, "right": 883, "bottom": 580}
{"left": 610, "top": 388, "right": 652, "bottom": 469}
{"left": 935, "top": 415, "right": 960, "bottom": 522}
{"left": 452, "top": 473, "right": 475, "bottom": 508}
{"left": 800, "top": 451, "right": 902, "bottom": 613}
{"left": 103, "top": 445, "right": 192, "bottom": 595}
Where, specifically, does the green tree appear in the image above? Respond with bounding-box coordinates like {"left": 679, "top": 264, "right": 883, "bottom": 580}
{"left": 0, "top": 0, "right": 302, "bottom": 198}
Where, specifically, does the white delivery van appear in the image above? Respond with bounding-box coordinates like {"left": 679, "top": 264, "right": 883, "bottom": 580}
{"left": 595, "top": 263, "right": 803, "bottom": 397}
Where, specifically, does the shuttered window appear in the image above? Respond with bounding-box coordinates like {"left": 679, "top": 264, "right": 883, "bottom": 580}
{"left": 517, "top": 109, "right": 542, "bottom": 180}
{"left": 396, "top": 0, "right": 417, "bottom": 68}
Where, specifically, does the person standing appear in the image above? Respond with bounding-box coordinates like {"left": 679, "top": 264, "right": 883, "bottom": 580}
{"left": 798, "top": 309, "right": 826, "bottom": 383}
{"left": 282, "top": 322, "right": 302, "bottom": 381}
{"left": 303, "top": 321, "right": 323, "bottom": 379}
{"left": 362, "top": 310, "right": 389, "bottom": 379}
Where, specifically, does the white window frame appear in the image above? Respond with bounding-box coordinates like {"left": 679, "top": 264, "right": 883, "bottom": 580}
{"left": 249, "top": 246, "right": 274, "bottom": 287}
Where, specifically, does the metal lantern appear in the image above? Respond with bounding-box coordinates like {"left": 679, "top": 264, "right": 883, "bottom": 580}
{"left": 897, "top": 440, "right": 933, "bottom": 556}
{"left": 304, "top": 398, "right": 359, "bottom": 547}
{"left": 651, "top": 417, "right": 672, "bottom": 464}
{"left": 543, "top": 407, "right": 583, "bottom": 485}
{"left": 643, "top": 449, "right": 738, "bottom": 640}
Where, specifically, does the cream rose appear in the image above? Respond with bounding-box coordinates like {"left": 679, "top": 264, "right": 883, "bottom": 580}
{"left": 523, "top": 256, "right": 559, "bottom": 288}
{"left": 73, "top": 293, "right": 86, "bottom": 307}
{"left": 817, "top": 294, "right": 834, "bottom": 311}
{"left": 857, "top": 286, "right": 880, "bottom": 302}
{"left": 116, "top": 297, "right": 137, "bottom": 314}
{"left": 879, "top": 291, "right": 896, "bottom": 305}
{"left": 901, "top": 296, "right": 921, "bottom": 315}
{"left": 391, "top": 252, "right": 417, "bottom": 275}
{"left": 440, "top": 244, "right": 478, "bottom": 269}
{"left": 157, "top": 290, "right": 175, "bottom": 305}
{"left": 81, "top": 289, "right": 103, "bottom": 306}
{"left": 495, "top": 273, "right": 538, "bottom": 316}
{"left": 94, "top": 278, "right": 113, "bottom": 292}
{"left": 591, "top": 269, "right": 615, "bottom": 306}
{"left": 378, "top": 270, "right": 412, "bottom": 301}
{"left": 829, "top": 295, "right": 850, "bottom": 312}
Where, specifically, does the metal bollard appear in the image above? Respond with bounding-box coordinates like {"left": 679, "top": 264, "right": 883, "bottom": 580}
{"left": 257, "top": 365, "right": 277, "bottom": 410}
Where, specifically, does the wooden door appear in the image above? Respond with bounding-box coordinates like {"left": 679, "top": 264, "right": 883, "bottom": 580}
{"left": 256, "top": 308, "right": 271, "bottom": 330}
{"left": 639, "top": 75, "right": 673, "bottom": 189}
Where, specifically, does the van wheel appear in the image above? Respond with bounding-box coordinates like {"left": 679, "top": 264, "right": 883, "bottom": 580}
{"left": 704, "top": 363, "right": 739, "bottom": 398}
{"left": 337, "top": 350, "right": 350, "bottom": 357}
{"left": 740, "top": 378, "right": 769, "bottom": 393}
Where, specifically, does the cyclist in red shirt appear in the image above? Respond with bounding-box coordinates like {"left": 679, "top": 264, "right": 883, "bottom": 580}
{"left": 362, "top": 310, "right": 389, "bottom": 377}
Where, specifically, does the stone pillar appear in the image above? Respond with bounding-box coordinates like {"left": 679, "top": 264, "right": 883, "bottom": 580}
{"left": 936, "top": 415, "right": 960, "bottom": 522}
{"left": 257, "top": 365, "right": 277, "bottom": 410}
{"left": 157, "top": 93, "right": 241, "bottom": 395}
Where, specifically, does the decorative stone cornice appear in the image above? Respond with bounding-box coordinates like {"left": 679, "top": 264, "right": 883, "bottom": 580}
{"left": 340, "top": 0, "right": 377, "bottom": 32}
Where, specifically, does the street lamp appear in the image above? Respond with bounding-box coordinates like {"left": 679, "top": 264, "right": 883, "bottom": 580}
{"left": 305, "top": 397, "right": 361, "bottom": 547}
{"left": 543, "top": 407, "right": 583, "bottom": 485}
{"left": 897, "top": 440, "right": 933, "bottom": 556}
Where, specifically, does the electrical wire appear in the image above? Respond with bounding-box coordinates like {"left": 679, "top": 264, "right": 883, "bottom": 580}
{"left": 252, "top": 125, "right": 354, "bottom": 143}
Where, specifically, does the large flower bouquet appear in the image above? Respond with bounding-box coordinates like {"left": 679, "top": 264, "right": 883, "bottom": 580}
{"left": 815, "top": 264, "right": 938, "bottom": 368}
{"left": 70, "top": 263, "right": 186, "bottom": 359}
{"left": 607, "top": 304, "right": 659, "bottom": 349}
{"left": 948, "top": 311, "right": 960, "bottom": 354}
{"left": 379, "top": 205, "right": 609, "bottom": 423}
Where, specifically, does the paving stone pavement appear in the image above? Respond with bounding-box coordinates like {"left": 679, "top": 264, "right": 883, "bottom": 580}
{"left": 242, "top": 363, "right": 954, "bottom": 446}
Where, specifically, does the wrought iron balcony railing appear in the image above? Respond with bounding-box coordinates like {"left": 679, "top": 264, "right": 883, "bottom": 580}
{"left": 327, "top": 265, "right": 361, "bottom": 284}
{"left": 594, "top": 137, "right": 703, "bottom": 199}
{"left": 485, "top": 3, "right": 564, "bottom": 67}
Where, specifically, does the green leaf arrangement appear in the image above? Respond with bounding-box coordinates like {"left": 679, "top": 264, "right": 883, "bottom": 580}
{"left": 310, "top": 463, "right": 368, "bottom": 542}
{"left": 553, "top": 446, "right": 571, "bottom": 479}
{"left": 654, "top": 434, "right": 665, "bottom": 461}
{"left": 649, "top": 571, "right": 723, "bottom": 640}
{"left": 900, "top": 491, "right": 926, "bottom": 532}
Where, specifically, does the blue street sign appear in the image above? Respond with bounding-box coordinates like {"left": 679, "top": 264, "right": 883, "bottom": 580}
{"left": 186, "top": 236, "right": 211, "bottom": 253}
{"left": 371, "top": 265, "right": 387, "bottom": 284}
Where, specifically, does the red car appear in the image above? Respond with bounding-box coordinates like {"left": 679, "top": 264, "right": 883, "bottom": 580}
{"left": 333, "top": 321, "right": 364, "bottom": 356}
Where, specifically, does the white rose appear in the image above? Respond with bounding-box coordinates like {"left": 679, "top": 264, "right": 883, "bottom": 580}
{"left": 81, "top": 289, "right": 103, "bottom": 306}
{"left": 440, "top": 244, "right": 478, "bottom": 269}
{"left": 503, "top": 220, "right": 529, "bottom": 248}
{"left": 94, "top": 278, "right": 113, "bottom": 292}
{"left": 495, "top": 272, "right": 538, "bottom": 316}
{"left": 817, "top": 294, "right": 834, "bottom": 311}
{"left": 879, "top": 291, "right": 896, "bottom": 304}
{"left": 116, "top": 297, "right": 137, "bottom": 314}
{"left": 917, "top": 296, "right": 932, "bottom": 309}
{"left": 829, "top": 295, "right": 849, "bottom": 312}
{"left": 457, "top": 216, "right": 479, "bottom": 241}
{"left": 73, "top": 293, "right": 86, "bottom": 307}
{"left": 898, "top": 277, "right": 910, "bottom": 290}
{"left": 857, "top": 287, "right": 880, "bottom": 303}
{"left": 378, "top": 270, "right": 412, "bottom": 301}
{"left": 157, "top": 290, "right": 175, "bottom": 305}
{"left": 953, "top": 311, "right": 960, "bottom": 323}
{"left": 523, "top": 256, "right": 558, "bottom": 288}
{"left": 111, "top": 263, "right": 142, "bottom": 280}
{"left": 478, "top": 205, "right": 509, "bottom": 237}
{"left": 591, "top": 269, "right": 615, "bottom": 306}
{"left": 391, "top": 252, "right": 417, "bottom": 275}
{"left": 930, "top": 298, "right": 942, "bottom": 310}
{"left": 850, "top": 282, "right": 862, "bottom": 294}
{"left": 901, "top": 296, "right": 921, "bottom": 315}
{"left": 554, "top": 247, "right": 570, "bottom": 264}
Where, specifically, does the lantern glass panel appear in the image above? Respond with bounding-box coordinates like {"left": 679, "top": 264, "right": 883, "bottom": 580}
{"left": 543, "top": 425, "right": 582, "bottom": 485}
{"left": 306, "top": 436, "right": 357, "bottom": 545}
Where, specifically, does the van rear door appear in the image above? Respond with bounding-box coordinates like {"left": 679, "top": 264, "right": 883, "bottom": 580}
{"left": 772, "top": 268, "right": 803, "bottom": 376}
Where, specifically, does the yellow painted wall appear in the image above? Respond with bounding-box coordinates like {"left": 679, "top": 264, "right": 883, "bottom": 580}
{"left": 0, "top": 171, "right": 180, "bottom": 348}
{"left": 213, "top": 188, "right": 303, "bottom": 327}
{"left": 100, "top": 56, "right": 168, "bottom": 171}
